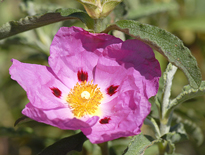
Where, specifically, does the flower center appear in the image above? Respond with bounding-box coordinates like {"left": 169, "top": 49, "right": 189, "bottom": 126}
{"left": 66, "top": 80, "right": 103, "bottom": 118}
{"left": 81, "top": 91, "right": 90, "bottom": 99}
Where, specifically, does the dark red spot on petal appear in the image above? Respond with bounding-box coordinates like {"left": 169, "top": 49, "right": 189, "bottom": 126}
{"left": 107, "top": 85, "right": 119, "bottom": 96}
{"left": 77, "top": 70, "right": 88, "bottom": 82}
{"left": 99, "top": 117, "right": 111, "bottom": 124}
{"left": 50, "top": 87, "right": 62, "bottom": 98}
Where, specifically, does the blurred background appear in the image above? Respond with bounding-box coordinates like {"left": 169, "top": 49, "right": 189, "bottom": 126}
{"left": 0, "top": 0, "right": 205, "bottom": 154}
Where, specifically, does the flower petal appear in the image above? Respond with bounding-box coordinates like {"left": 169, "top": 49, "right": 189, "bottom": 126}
{"left": 103, "top": 39, "right": 161, "bottom": 98}
{"left": 81, "top": 90, "right": 149, "bottom": 143}
{"left": 22, "top": 102, "right": 99, "bottom": 130}
{"left": 10, "top": 26, "right": 161, "bottom": 143}
{"left": 49, "top": 48, "right": 100, "bottom": 88}
{"left": 93, "top": 56, "right": 127, "bottom": 103}
{"left": 82, "top": 63, "right": 153, "bottom": 143}
{"left": 10, "top": 60, "right": 100, "bottom": 129}
{"left": 49, "top": 26, "right": 122, "bottom": 87}
{"left": 9, "top": 59, "right": 69, "bottom": 109}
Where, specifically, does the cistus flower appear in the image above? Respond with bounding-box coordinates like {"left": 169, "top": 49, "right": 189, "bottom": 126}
{"left": 10, "top": 26, "right": 161, "bottom": 144}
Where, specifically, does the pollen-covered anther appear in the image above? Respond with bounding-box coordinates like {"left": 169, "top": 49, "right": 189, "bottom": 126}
{"left": 66, "top": 80, "right": 103, "bottom": 118}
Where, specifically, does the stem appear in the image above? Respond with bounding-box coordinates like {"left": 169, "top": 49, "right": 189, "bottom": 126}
{"left": 161, "top": 64, "right": 177, "bottom": 118}
{"left": 98, "top": 142, "right": 109, "bottom": 155}
{"left": 160, "top": 111, "right": 173, "bottom": 136}
{"left": 94, "top": 18, "right": 105, "bottom": 33}
{"left": 160, "top": 63, "right": 177, "bottom": 136}
{"left": 158, "top": 63, "right": 177, "bottom": 155}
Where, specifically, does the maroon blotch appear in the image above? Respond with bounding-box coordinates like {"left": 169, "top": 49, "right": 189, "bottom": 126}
{"left": 50, "top": 87, "right": 62, "bottom": 98}
{"left": 99, "top": 117, "right": 111, "bottom": 124}
{"left": 107, "top": 85, "right": 119, "bottom": 96}
{"left": 77, "top": 70, "right": 88, "bottom": 82}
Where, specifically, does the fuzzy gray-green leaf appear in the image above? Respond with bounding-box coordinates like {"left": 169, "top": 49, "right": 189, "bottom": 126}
{"left": 0, "top": 8, "right": 94, "bottom": 40}
{"left": 169, "top": 81, "right": 205, "bottom": 110}
{"left": 103, "top": 20, "right": 202, "bottom": 88}
{"left": 123, "top": 133, "right": 162, "bottom": 155}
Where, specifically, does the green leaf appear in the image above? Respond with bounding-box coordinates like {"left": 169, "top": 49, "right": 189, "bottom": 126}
{"left": 38, "top": 132, "right": 88, "bottom": 155}
{"left": 103, "top": 20, "right": 202, "bottom": 88}
{"left": 169, "top": 81, "right": 205, "bottom": 111}
{"left": 0, "top": 8, "right": 94, "bottom": 40}
{"left": 123, "top": 133, "right": 162, "bottom": 155}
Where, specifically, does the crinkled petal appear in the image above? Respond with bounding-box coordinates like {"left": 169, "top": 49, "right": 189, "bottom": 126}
{"left": 94, "top": 56, "right": 127, "bottom": 103}
{"left": 22, "top": 102, "right": 99, "bottom": 130}
{"left": 103, "top": 39, "right": 161, "bottom": 98}
{"left": 81, "top": 90, "right": 150, "bottom": 143}
{"left": 49, "top": 26, "right": 122, "bottom": 86}
{"left": 10, "top": 59, "right": 99, "bottom": 129}
{"left": 9, "top": 59, "right": 69, "bottom": 109}
{"left": 49, "top": 51, "right": 100, "bottom": 88}
{"left": 82, "top": 64, "right": 152, "bottom": 143}
{"left": 10, "top": 26, "right": 161, "bottom": 143}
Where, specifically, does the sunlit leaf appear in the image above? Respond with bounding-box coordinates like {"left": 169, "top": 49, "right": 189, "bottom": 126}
{"left": 0, "top": 8, "right": 94, "bottom": 40}
{"left": 103, "top": 20, "right": 202, "bottom": 88}
{"left": 37, "top": 132, "right": 87, "bottom": 155}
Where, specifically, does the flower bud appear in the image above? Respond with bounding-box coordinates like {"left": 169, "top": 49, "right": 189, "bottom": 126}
{"left": 76, "top": 0, "right": 122, "bottom": 19}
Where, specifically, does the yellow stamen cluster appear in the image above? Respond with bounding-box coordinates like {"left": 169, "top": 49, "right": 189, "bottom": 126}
{"left": 66, "top": 80, "right": 103, "bottom": 118}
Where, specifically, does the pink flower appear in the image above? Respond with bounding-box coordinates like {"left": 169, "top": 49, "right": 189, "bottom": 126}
{"left": 10, "top": 26, "right": 161, "bottom": 143}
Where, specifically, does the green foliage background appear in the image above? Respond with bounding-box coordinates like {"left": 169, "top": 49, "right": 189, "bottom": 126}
{"left": 0, "top": 0, "right": 205, "bottom": 154}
